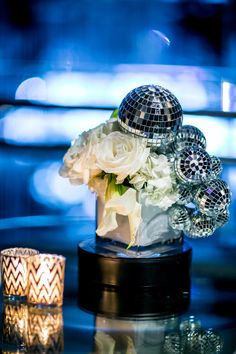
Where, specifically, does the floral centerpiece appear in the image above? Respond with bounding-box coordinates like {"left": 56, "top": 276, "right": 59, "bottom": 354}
{"left": 60, "top": 85, "right": 231, "bottom": 249}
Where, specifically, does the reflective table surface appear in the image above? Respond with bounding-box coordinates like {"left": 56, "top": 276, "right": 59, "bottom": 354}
{"left": 0, "top": 221, "right": 236, "bottom": 354}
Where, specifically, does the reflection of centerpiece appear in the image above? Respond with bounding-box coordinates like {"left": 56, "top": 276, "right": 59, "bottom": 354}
{"left": 60, "top": 85, "right": 231, "bottom": 248}
{"left": 60, "top": 84, "right": 231, "bottom": 317}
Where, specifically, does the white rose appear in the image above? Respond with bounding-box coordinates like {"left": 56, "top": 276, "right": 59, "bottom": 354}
{"left": 60, "top": 119, "right": 120, "bottom": 185}
{"left": 95, "top": 132, "right": 150, "bottom": 183}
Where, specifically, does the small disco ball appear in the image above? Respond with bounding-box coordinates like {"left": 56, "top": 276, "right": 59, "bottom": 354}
{"left": 168, "top": 205, "right": 191, "bottom": 231}
{"left": 176, "top": 184, "right": 193, "bottom": 205}
{"left": 174, "top": 147, "right": 212, "bottom": 184}
{"left": 194, "top": 179, "right": 231, "bottom": 217}
{"left": 211, "top": 156, "right": 222, "bottom": 178}
{"left": 118, "top": 85, "right": 183, "bottom": 147}
{"left": 173, "top": 125, "right": 206, "bottom": 152}
{"left": 186, "top": 213, "right": 215, "bottom": 238}
{"left": 214, "top": 208, "right": 229, "bottom": 227}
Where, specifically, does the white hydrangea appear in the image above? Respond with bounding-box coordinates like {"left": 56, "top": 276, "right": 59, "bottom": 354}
{"left": 130, "top": 153, "right": 178, "bottom": 210}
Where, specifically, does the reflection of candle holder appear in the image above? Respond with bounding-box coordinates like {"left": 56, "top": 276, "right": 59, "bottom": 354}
{"left": 2, "top": 301, "right": 28, "bottom": 347}
{"left": 27, "top": 254, "right": 66, "bottom": 307}
{"left": 1, "top": 248, "right": 39, "bottom": 300}
{"left": 27, "top": 306, "right": 64, "bottom": 353}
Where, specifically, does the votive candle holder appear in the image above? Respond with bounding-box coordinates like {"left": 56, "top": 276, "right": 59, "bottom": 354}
{"left": 27, "top": 306, "right": 64, "bottom": 353}
{"left": 2, "top": 301, "right": 28, "bottom": 347}
{"left": 27, "top": 254, "right": 66, "bottom": 307}
{"left": 1, "top": 248, "right": 39, "bottom": 300}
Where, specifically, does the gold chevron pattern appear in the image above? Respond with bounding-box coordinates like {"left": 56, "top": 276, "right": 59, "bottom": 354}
{"left": 27, "top": 306, "right": 64, "bottom": 352}
{"left": 1, "top": 248, "right": 39, "bottom": 297}
{"left": 2, "top": 302, "right": 28, "bottom": 346}
{"left": 2, "top": 303, "right": 64, "bottom": 353}
{"left": 27, "top": 254, "right": 65, "bottom": 306}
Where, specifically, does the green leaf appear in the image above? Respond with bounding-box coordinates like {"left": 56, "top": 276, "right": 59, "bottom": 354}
{"left": 105, "top": 174, "right": 128, "bottom": 201}
{"left": 110, "top": 108, "right": 119, "bottom": 118}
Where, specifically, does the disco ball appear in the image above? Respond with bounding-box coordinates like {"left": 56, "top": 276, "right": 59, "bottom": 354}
{"left": 214, "top": 208, "right": 229, "bottom": 227}
{"left": 187, "top": 213, "right": 215, "bottom": 238}
{"left": 176, "top": 184, "right": 193, "bottom": 205}
{"left": 194, "top": 179, "right": 231, "bottom": 217}
{"left": 211, "top": 156, "right": 222, "bottom": 178}
{"left": 173, "top": 125, "right": 206, "bottom": 152}
{"left": 168, "top": 205, "right": 191, "bottom": 231}
{"left": 174, "top": 147, "right": 212, "bottom": 184}
{"left": 118, "top": 85, "right": 183, "bottom": 147}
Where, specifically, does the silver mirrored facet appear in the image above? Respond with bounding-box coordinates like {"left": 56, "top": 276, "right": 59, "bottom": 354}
{"left": 173, "top": 125, "right": 206, "bottom": 151}
{"left": 211, "top": 156, "right": 223, "bottom": 178}
{"left": 194, "top": 179, "right": 231, "bottom": 217}
{"left": 213, "top": 208, "right": 229, "bottom": 227}
{"left": 201, "top": 329, "right": 224, "bottom": 354}
{"left": 176, "top": 184, "right": 193, "bottom": 205}
{"left": 118, "top": 85, "right": 183, "bottom": 147}
{"left": 174, "top": 147, "right": 212, "bottom": 184}
{"left": 168, "top": 205, "right": 191, "bottom": 231}
{"left": 186, "top": 213, "right": 215, "bottom": 238}
{"left": 163, "top": 333, "right": 183, "bottom": 354}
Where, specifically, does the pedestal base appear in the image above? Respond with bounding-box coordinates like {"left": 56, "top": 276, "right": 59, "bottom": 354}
{"left": 78, "top": 239, "right": 192, "bottom": 318}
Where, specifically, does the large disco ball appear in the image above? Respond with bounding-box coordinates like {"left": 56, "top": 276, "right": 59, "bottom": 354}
{"left": 173, "top": 125, "right": 206, "bottom": 152}
{"left": 174, "top": 147, "right": 212, "bottom": 184}
{"left": 118, "top": 85, "right": 183, "bottom": 147}
{"left": 194, "top": 179, "right": 231, "bottom": 216}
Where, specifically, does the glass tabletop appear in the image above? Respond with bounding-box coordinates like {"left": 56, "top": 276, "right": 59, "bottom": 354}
{"left": 0, "top": 221, "right": 236, "bottom": 354}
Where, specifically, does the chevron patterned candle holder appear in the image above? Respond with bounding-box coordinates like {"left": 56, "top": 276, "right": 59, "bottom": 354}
{"left": 27, "top": 254, "right": 66, "bottom": 307}
{"left": 2, "top": 301, "right": 28, "bottom": 347}
{"left": 0, "top": 248, "right": 39, "bottom": 300}
{"left": 27, "top": 306, "right": 64, "bottom": 353}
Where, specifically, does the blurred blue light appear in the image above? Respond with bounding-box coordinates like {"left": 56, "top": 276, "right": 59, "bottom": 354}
{"left": 184, "top": 115, "right": 233, "bottom": 158}
{"left": 30, "top": 161, "right": 96, "bottom": 217}
{"left": 222, "top": 81, "right": 231, "bottom": 112}
{"left": 15, "top": 67, "right": 211, "bottom": 110}
{"left": 15, "top": 77, "right": 47, "bottom": 101}
{"left": 2, "top": 108, "right": 110, "bottom": 145}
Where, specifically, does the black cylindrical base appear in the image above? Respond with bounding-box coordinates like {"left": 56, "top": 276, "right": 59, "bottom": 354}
{"left": 78, "top": 239, "right": 192, "bottom": 318}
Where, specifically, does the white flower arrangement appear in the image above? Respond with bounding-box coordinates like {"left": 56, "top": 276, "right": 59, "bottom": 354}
{"left": 60, "top": 115, "right": 178, "bottom": 246}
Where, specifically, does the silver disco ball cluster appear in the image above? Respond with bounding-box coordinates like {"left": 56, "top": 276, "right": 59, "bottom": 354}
{"left": 118, "top": 85, "right": 183, "bottom": 147}
{"left": 118, "top": 85, "right": 231, "bottom": 239}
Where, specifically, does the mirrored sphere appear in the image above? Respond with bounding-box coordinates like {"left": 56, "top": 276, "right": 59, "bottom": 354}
{"left": 194, "top": 179, "right": 231, "bottom": 216}
{"left": 187, "top": 213, "right": 215, "bottom": 238}
{"left": 174, "top": 147, "right": 212, "bottom": 184}
{"left": 173, "top": 125, "right": 206, "bottom": 151}
{"left": 214, "top": 208, "right": 229, "bottom": 227}
{"left": 211, "top": 156, "right": 222, "bottom": 178}
{"left": 118, "top": 85, "right": 183, "bottom": 147}
{"left": 176, "top": 184, "right": 193, "bottom": 205}
{"left": 168, "top": 205, "right": 191, "bottom": 231}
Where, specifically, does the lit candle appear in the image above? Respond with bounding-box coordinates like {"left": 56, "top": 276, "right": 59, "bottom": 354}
{"left": 27, "top": 254, "right": 66, "bottom": 307}
{"left": 1, "top": 248, "right": 39, "bottom": 300}
{"left": 27, "top": 306, "right": 64, "bottom": 353}
{"left": 2, "top": 301, "right": 28, "bottom": 347}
